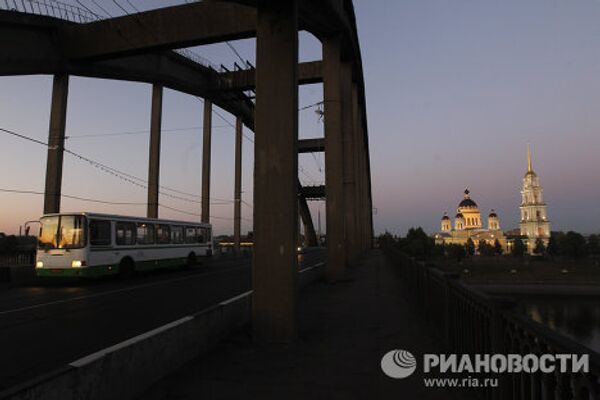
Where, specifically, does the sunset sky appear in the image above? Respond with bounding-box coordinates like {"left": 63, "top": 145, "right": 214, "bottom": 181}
{"left": 1, "top": 0, "right": 599, "bottom": 236}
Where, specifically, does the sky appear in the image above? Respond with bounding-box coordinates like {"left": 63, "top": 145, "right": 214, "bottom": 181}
{"left": 0, "top": 0, "right": 599, "bottom": 236}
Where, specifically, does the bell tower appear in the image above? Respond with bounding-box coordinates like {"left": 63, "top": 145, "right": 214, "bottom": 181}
{"left": 519, "top": 145, "right": 551, "bottom": 252}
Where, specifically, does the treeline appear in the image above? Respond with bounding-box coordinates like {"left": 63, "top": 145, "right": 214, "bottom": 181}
{"left": 378, "top": 227, "right": 440, "bottom": 260}
{"left": 377, "top": 227, "right": 505, "bottom": 260}
{"left": 547, "top": 231, "right": 599, "bottom": 259}
{"left": 377, "top": 228, "right": 600, "bottom": 261}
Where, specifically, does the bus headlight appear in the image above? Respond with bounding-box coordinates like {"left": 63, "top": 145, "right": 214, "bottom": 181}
{"left": 71, "top": 260, "right": 86, "bottom": 268}
{"left": 36, "top": 261, "right": 44, "bottom": 269}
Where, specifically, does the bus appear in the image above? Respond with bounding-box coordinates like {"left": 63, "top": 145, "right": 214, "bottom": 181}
{"left": 35, "top": 212, "right": 212, "bottom": 278}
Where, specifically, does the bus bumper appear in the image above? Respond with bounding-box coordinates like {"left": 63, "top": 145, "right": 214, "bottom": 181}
{"left": 36, "top": 265, "right": 117, "bottom": 278}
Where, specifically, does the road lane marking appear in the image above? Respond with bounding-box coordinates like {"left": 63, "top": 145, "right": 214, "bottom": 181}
{"left": 219, "top": 290, "right": 252, "bottom": 306}
{"left": 299, "top": 261, "right": 325, "bottom": 273}
{"left": 0, "top": 264, "right": 250, "bottom": 316}
{"left": 0, "top": 260, "right": 323, "bottom": 316}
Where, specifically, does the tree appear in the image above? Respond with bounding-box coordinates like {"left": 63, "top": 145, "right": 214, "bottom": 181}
{"left": 431, "top": 243, "right": 445, "bottom": 257}
{"left": 533, "top": 238, "right": 546, "bottom": 255}
{"left": 493, "top": 239, "right": 503, "bottom": 255}
{"left": 560, "top": 231, "right": 588, "bottom": 259}
{"left": 400, "top": 227, "right": 434, "bottom": 259}
{"left": 477, "top": 240, "right": 495, "bottom": 256}
{"left": 465, "top": 238, "right": 475, "bottom": 256}
{"left": 446, "top": 243, "right": 466, "bottom": 262}
{"left": 511, "top": 237, "right": 526, "bottom": 257}
{"left": 547, "top": 233, "right": 560, "bottom": 256}
{"left": 588, "top": 234, "right": 600, "bottom": 257}
{"left": 377, "top": 231, "right": 396, "bottom": 248}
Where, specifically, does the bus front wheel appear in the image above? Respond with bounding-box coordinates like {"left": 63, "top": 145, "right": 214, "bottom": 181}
{"left": 119, "top": 258, "right": 135, "bottom": 279}
{"left": 185, "top": 252, "right": 197, "bottom": 269}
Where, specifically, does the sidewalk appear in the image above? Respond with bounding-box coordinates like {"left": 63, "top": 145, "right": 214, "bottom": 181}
{"left": 140, "top": 250, "right": 458, "bottom": 400}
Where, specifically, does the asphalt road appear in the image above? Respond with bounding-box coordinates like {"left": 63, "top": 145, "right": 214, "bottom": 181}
{"left": 0, "top": 249, "right": 325, "bottom": 390}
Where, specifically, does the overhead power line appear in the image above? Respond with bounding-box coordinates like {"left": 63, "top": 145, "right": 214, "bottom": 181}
{"left": 0, "top": 188, "right": 145, "bottom": 206}
{"left": 299, "top": 101, "right": 324, "bottom": 111}
{"left": 124, "top": 0, "right": 140, "bottom": 13}
{"left": 89, "top": 0, "right": 112, "bottom": 17}
{"left": 160, "top": 203, "right": 251, "bottom": 222}
{"left": 0, "top": 188, "right": 253, "bottom": 223}
{"left": 65, "top": 125, "right": 230, "bottom": 139}
{"left": 111, "top": 0, "right": 129, "bottom": 15}
{"left": 0, "top": 126, "right": 240, "bottom": 206}
{"left": 225, "top": 42, "right": 247, "bottom": 65}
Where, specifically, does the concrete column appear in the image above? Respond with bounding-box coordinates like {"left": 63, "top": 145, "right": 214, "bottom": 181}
{"left": 43, "top": 74, "right": 69, "bottom": 215}
{"left": 323, "top": 35, "right": 346, "bottom": 280}
{"left": 355, "top": 92, "right": 372, "bottom": 251}
{"left": 341, "top": 62, "right": 358, "bottom": 263}
{"left": 147, "top": 84, "right": 163, "bottom": 219}
{"left": 366, "top": 149, "right": 374, "bottom": 248}
{"left": 351, "top": 84, "right": 365, "bottom": 252}
{"left": 357, "top": 93, "right": 370, "bottom": 251}
{"left": 253, "top": 0, "right": 298, "bottom": 343}
{"left": 201, "top": 100, "right": 212, "bottom": 223}
{"left": 233, "top": 116, "right": 243, "bottom": 252}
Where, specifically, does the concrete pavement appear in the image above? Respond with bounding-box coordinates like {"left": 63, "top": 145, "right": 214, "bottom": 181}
{"left": 141, "top": 250, "right": 463, "bottom": 400}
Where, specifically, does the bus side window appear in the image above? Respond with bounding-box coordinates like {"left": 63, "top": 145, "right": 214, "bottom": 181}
{"left": 197, "top": 227, "right": 205, "bottom": 243}
{"left": 116, "top": 222, "right": 136, "bottom": 245}
{"left": 185, "top": 227, "right": 197, "bottom": 244}
{"left": 171, "top": 226, "right": 183, "bottom": 244}
{"left": 90, "top": 220, "right": 111, "bottom": 246}
{"left": 156, "top": 225, "right": 171, "bottom": 244}
{"left": 137, "top": 223, "right": 155, "bottom": 245}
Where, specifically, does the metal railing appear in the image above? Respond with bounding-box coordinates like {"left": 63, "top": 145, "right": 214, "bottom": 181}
{"left": 0, "top": 0, "right": 100, "bottom": 23}
{"left": 0, "top": 0, "right": 222, "bottom": 72}
{"left": 0, "top": 251, "right": 35, "bottom": 267}
{"left": 174, "top": 48, "right": 221, "bottom": 73}
{"left": 385, "top": 247, "right": 600, "bottom": 400}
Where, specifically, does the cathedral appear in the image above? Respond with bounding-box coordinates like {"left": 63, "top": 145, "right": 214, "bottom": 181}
{"left": 434, "top": 189, "right": 508, "bottom": 251}
{"left": 435, "top": 146, "right": 550, "bottom": 254}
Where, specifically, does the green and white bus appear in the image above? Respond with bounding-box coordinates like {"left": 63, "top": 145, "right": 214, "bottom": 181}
{"left": 36, "top": 212, "right": 212, "bottom": 278}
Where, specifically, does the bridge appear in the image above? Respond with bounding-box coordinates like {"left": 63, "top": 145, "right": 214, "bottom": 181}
{"left": 5, "top": 2, "right": 596, "bottom": 400}
{"left": 0, "top": 0, "right": 373, "bottom": 347}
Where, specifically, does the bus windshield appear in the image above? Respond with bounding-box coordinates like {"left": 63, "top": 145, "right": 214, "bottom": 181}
{"left": 38, "top": 215, "right": 86, "bottom": 250}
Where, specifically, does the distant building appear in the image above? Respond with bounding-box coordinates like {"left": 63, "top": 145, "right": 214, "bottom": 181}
{"left": 519, "top": 145, "right": 551, "bottom": 253}
{"left": 435, "top": 145, "right": 551, "bottom": 255}
{"left": 434, "top": 189, "right": 508, "bottom": 252}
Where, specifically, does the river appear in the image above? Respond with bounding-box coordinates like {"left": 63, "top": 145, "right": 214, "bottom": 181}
{"left": 521, "top": 296, "right": 600, "bottom": 353}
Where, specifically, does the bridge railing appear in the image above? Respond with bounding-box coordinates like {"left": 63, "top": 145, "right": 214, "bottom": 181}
{"left": 0, "top": 0, "right": 222, "bottom": 72}
{"left": 0, "top": 0, "right": 100, "bottom": 23}
{"left": 384, "top": 247, "right": 600, "bottom": 400}
{"left": 0, "top": 251, "right": 34, "bottom": 269}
